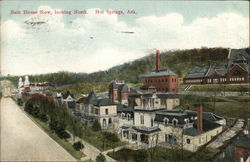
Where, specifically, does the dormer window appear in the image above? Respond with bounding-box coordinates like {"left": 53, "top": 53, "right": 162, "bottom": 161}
{"left": 172, "top": 118, "right": 178, "bottom": 126}
{"left": 163, "top": 117, "right": 169, "bottom": 125}
{"left": 184, "top": 118, "right": 189, "bottom": 124}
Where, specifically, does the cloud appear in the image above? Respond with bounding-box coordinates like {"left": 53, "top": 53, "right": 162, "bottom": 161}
{"left": 134, "top": 12, "right": 249, "bottom": 49}
{"left": 1, "top": 5, "right": 249, "bottom": 75}
{"left": 1, "top": 20, "right": 28, "bottom": 41}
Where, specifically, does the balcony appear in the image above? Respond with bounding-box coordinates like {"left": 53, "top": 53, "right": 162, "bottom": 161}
{"left": 134, "top": 126, "right": 160, "bottom": 132}
{"left": 134, "top": 105, "right": 165, "bottom": 111}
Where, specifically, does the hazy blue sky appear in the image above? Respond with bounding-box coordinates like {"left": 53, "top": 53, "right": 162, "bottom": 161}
{"left": 1, "top": 1, "right": 249, "bottom": 75}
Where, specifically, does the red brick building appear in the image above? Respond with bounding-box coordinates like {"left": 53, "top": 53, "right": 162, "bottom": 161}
{"left": 109, "top": 78, "right": 130, "bottom": 105}
{"left": 184, "top": 48, "right": 250, "bottom": 84}
{"left": 143, "top": 50, "right": 178, "bottom": 92}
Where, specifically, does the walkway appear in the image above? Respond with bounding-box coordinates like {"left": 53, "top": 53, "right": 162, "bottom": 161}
{"left": 208, "top": 119, "right": 245, "bottom": 149}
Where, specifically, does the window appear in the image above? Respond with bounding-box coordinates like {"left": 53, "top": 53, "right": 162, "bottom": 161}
{"left": 151, "top": 117, "right": 154, "bottom": 127}
{"left": 103, "top": 119, "right": 106, "bottom": 127}
{"left": 173, "top": 119, "right": 178, "bottom": 126}
{"left": 140, "top": 115, "right": 144, "bottom": 125}
{"left": 105, "top": 109, "right": 108, "bottom": 115}
{"left": 108, "top": 118, "right": 112, "bottom": 125}
{"left": 187, "top": 139, "right": 191, "bottom": 144}
{"left": 95, "top": 109, "right": 99, "bottom": 115}
{"left": 167, "top": 134, "right": 177, "bottom": 144}
{"left": 164, "top": 118, "right": 169, "bottom": 125}
{"left": 165, "top": 79, "right": 168, "bottom": 82}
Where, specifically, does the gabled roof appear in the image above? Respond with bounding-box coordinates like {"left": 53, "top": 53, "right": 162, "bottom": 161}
{"left": 143, "top": 68, "right": 177, "bottom": 77}
{"left": 228, "top": 48, "right": 250, "bottom": 66}
{"left": 233, "top": 135, "right": 250, "bottom": 149}
{"left": 184, "top": 66, "right": 209, "bottom": 79}
{"left": 93, "top": 98, "right": 116, "bottom": 106}
{"left": 62, "top": 91, "right": 74, "bottom": 99}
{"left": 77, "top": 91, "right": 97, "bottom": 104}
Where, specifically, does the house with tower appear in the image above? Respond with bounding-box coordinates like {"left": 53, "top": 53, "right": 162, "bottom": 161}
{"left": 109, "top": 78, "right": 130, "bottom": 105}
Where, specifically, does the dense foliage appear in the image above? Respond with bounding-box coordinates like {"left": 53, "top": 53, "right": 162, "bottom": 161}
{"left": 73, "top": 141, "right": 84, "bottom": 151}
{"left": 23, "top": 94, "right": 123, "bottom": 151}
{"left": 92, "top": 120, "right": 102, "bottom": 132}
{"left": 2, "top": 47, "right": 229, "bottom": 86}
{"left": 96, "top": 153, "right": 106, "bottom": 162}
{"left": 108, "top": 147, "right": 214, "bottom": 162}
{"left": 24, "top": 94, "right": 71, "bottom": 139}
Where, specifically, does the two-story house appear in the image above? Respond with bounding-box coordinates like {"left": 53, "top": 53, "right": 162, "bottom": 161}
{"left": 76, "top": 91, "right": 118, "bottom": 129}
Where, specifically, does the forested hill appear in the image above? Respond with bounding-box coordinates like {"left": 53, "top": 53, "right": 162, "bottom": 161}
{"left": 2, "top": 47, "right": 230, "bottom": 87}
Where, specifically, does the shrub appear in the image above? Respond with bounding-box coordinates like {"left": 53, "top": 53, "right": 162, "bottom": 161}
{"left": 73, "top": 141, "right": 84, "bottom": 151}
{"left": 96, "top": 153, "right": 106, "bottom": 162}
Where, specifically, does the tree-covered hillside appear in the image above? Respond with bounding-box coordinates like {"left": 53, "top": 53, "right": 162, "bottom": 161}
{"left": 1, "top": 47, "right": 230, "bottom": 87}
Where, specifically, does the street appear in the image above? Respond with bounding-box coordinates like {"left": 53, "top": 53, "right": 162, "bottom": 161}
{"left": 0, "top": 97, "right": 76, "bottom": 161}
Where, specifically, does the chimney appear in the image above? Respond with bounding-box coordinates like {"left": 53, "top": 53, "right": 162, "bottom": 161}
{"left": 156, "top": 50, "right": 160, "bottom": 72}
{"left": 197, "top": 104, "right": 203, "bottom": 131}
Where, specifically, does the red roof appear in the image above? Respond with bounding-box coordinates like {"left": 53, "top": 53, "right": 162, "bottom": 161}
{"left": 22, "top": 87, "right": 31, "bottom": 93}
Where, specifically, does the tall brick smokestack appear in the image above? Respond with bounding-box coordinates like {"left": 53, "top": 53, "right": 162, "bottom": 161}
{"left": 197, "top": 104, "right": 203, "bottom": 131}
{"left": 156, "top": 50, "right": 160, "bottom": 72}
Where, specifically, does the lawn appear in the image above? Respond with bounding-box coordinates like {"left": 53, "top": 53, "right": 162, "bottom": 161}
{"left": 20, "top": 107, "right": 84, "bottom": 160}
{"left": 78, "top": 126, "right": 126, "bottom": 151}
{"left": 188, "top": 84, "right": 250, "bottom": 92}
{"left": 177, "top": 94, "right": 250, "bottom": 119}
{"left": 108, "top": 146, "right": 215, "bottom": 162}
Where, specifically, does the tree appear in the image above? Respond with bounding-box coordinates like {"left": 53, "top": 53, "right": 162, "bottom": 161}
{"left": 58, "top": 130, "right": 71, "bottom": 140}
{"left": 105, "top": 132, "right": 119, "bottom": 154}
{"left": 17, "top": 98, "right": 23, "bottom": 106}
{"left": 92, "top": 120, "right": 101, "bottom": 132}
{"left": 96, "top": 153, "right": 106, "bottom": 162}
{"left": 73, "top": 141, "right": 84, "bottom": 151}
{"left": 133, "top": 149, "right": 148, "bottom": 162}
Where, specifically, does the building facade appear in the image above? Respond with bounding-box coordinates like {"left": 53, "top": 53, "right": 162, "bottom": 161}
{"left": 109, "top": 78, "right": 130, "bottom": 105}
{"left": 143, "top": 50, "right": 178, "bottom": 92}
{"left": 76, "top": 92, "right": 118, "bottom": 129}
{"left": 184, "top": 48, "right": 250, "bottom": 84}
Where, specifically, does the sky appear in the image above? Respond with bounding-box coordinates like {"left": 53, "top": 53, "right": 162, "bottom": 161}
{"left": 1, "top": 1, "right": 249, "bottom": 76}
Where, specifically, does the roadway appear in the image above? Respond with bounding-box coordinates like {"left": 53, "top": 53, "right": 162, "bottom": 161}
{"left": 0, "top": 97, "right": 76, "bottom": 161}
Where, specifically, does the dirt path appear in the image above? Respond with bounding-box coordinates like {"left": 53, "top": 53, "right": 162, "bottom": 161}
{"left": 0, "top": 98, "right": 76, "bottom": 161}
{"left": 207, "top": 119, "right": 245, "bottom": 149}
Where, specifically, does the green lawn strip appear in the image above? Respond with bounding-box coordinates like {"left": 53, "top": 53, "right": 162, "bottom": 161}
{"left": 188, "top": 84, "right": 250, "bottom": 92}
{"left": 20, "top": 108, "right": 84, "bottom": 159}
{"left": 178, "top": 100, "right": 250, "bottom": 119}
{"left": 107, "top": 146, "right": 214, "bottom": 162}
